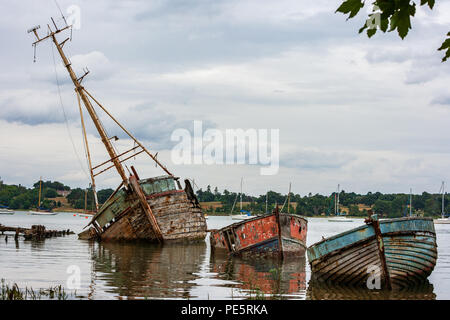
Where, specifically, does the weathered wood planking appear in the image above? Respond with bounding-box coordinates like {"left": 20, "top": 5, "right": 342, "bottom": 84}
{"left": 210, "top": 211, "right": 308, "bottom": 258}
{"left": 79, "top": 176, "right": 207, "bottom": 242}
{"left": 307, "top": 216, "right": 437, "bottom": 289}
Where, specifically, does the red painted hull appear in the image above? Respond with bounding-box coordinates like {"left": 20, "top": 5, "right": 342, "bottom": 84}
{"left": 210, "top": 212, "right": 307, "bottom": 258}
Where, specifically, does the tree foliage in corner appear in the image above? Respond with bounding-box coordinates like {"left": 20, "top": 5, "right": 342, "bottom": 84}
{"left": 336, "top": 0, "right": 450, "bottom": 62}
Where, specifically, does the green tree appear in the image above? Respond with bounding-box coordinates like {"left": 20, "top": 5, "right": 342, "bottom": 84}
{"left": 44, "top": 188, "right": 58, "bottom": 198}
{"left": 373, "top": 199, "right": 392, "bottom": 217}
{"left": 97, "top": 189, "right": 114, "bottom": 204}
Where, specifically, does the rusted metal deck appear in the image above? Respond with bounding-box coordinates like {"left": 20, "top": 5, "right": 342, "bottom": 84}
{"left": 307, "top": 215, "right": 437, "bottom": 289}
{"left": 210, "top": 208, "right": 308, "bottom": 258}
{"left": 79, "top": 175, "right": 207, "bottom": 242}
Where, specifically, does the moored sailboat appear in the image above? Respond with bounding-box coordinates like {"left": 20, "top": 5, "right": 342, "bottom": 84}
{"left": 230, "top": 178, "right": 252, "bottom": 220}
{"left": 78, "top": 188, "right": 96, "bottom": 218}
{"left": 434, "top": 181, "right": 450, "bottom": 224}
{"left": 0, "top": 206, "right": 14, "bottom": 215}
{"left": 328, "top": 184, "right": 353, "bottom": 222}
{"left": 28, "top": 178, "right": 58, "bottom": 216}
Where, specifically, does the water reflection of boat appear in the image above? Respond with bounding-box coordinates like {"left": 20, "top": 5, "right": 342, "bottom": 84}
{"left": 210, "top": 207, "right": 308, "bottom": 258}
{"left": 307, "top": 213, "right": 437, "bottom": 289}
{"left": 90, "top": 242, "right": 206, "bottom": 299}
{"left": 306, "top": 279, "right": 436, "bottom": 300}
{"left": 210, "top": 250, "right": 307, "bottom": 298}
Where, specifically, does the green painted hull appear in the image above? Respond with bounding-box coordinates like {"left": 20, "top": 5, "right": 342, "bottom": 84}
{"left": 79, "top": 176, "right": 207, "bottom": 242}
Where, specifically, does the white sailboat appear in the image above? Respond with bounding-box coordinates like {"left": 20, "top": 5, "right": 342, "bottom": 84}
{"left": 0, "top": 207, "right": 14, "bottom": 214}
{"left": 28, "top": 178, "right": 58, "bottom": 216}
{"left": 435, "top": 181, "right": 450, "bottom": 224}
{"left": 231, "top": 177, "right": 252, "bottom": 220}
{"left": 78, "top": 188, "right": 96, "bottom": 218}
{"left": 280, "top": 182, "right": 292, "bottom": 213}
{"left": 328, "top": 184, "right": 353, "bottom": 222}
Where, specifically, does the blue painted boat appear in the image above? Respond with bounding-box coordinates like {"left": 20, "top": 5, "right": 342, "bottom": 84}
{"left": 307, "top": 215, "right": 437, "bottom": 289}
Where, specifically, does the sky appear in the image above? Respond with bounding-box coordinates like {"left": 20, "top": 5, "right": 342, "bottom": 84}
{"left": 0, "top": 0, "right": 450, "bottom": 197}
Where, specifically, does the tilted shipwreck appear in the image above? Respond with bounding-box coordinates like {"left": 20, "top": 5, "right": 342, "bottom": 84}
{"left": 28, "top": 17, "right": 206, "bottom": 242}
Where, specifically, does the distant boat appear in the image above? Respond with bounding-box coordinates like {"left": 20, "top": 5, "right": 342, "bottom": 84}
{"left": 435, "top": 181, "right": 450, "bottom": 224}
{"left": 28, "top": 177, "right": 58, "bottom": 216}
{"left": 231, "top": 211, "right": 252, "bottom": 220}
{"left": 211, "top": 206, "right": 308, "bottom": 258}
{"left": 230, "top": 177, "right": 252, "bottom": 220}
{"left": 308, "top": 213, "right": 437, "bottom": 289}
{"left": 78, "top": 188, "right": 96, "bottom": 218}
{"left": 0, "top": 206, "right": 14, "bottom": 215}
{"left": 328, "top": 184, "right": 353, "bottom": 222}
{"left": 435, "top": 217, "right": 450, "bottom": 224}
{"left": 328, "top": 216, "right": 354, "bottom": 222}
{"left": 29, "top": 210, "right": 58, "bottom": 216}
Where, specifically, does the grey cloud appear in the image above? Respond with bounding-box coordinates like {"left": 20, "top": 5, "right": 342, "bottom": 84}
{"left": 280, "top": 149, "right": 357, "bottom": 170}
{"left": 83, "top": 102, "right": 217, "bottom": 150}
{"left": 365, "top": 47, "right": 411, "bottom": 64}
{"left": 431, "top": 95, "right": 450, "bottom": 106}
{"left": 0, "top": 93, "right": 79, "bottom": 126}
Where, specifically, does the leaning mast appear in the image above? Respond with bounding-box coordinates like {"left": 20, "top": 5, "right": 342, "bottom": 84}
{"left": 28, "top": 17, "right": 174, "bottom": 191}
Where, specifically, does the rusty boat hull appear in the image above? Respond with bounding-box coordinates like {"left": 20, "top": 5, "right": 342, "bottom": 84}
{"left": 307, "top": 216, "right": 437, "bottom": 289}
{"left": 210, "top": 212, "right": 308, "bottom": 258}
{"left": 79, "top": 175, "right": 207, "bottom": 242}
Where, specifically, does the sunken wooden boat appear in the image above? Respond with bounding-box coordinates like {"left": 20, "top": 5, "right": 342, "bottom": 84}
{"left": 81, "top": 173, "right": 206, "bottom": 242}
{"left": 28, "top": 17, "right": 207, "bottom": 243}
{"left": 210, "top": 207, "right": 308, "bottom": 258}
{"left": 307, "top": 214, "right": 437, "bottom": 289}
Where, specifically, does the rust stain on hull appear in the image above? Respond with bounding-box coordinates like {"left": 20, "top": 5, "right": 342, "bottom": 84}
{"left": 210, "top": 211, "right": 308, "bottom": 259}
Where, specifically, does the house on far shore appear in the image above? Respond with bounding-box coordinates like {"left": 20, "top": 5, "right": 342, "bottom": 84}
{"left": 56, "top": 190, "right": 71, "bottom": 197}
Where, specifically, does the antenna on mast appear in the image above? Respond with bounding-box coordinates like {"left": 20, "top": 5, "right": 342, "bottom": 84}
{"left": 53, "top": 0, "right": 68, "bottom": 27}
{"left": 27, "top": 25, "right": 41, "bottom": 62}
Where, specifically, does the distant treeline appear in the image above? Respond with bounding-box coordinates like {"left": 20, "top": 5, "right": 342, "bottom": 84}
{"left": 1, "top": 180, "right": 447, "bottom": 217}
{"left": 0, "top": 180, "right": 113, "bottom": 210}
{"left": 196, "top": 185, "right": 449, "bottom": 218}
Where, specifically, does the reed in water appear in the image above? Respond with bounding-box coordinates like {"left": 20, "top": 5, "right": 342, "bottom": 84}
{"left": 0, "top": 279, "right": 78, "bottom": 300}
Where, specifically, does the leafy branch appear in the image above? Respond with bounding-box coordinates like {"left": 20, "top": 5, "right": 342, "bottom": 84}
{"left": 336, "top": 0, "right": 449, "bottom": 62}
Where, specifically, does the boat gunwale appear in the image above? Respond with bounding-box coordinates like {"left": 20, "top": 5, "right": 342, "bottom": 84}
{"left": 309, "top": 229, "right": 436, "bottom": 265}
{"left": 211, "top": 212, "right": 308, "bottom": 235}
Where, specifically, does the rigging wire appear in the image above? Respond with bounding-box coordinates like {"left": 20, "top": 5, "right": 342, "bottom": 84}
{"left": 51, "top": 42, "right": 90, "bottom": 181}
{"left": 53, "top": 0, "right": 67, "bottom": 26}
{"left": 76, "top": 91, "right": 94, "bottom": 182}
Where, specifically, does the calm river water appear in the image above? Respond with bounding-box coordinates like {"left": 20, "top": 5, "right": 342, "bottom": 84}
{"left": 0, "top": 212, "right": 448, "bottom": 299}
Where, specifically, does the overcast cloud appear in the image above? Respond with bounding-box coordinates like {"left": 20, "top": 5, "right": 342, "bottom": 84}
{"left": 0, "top": 0, "right": 449, "bottom": 197}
